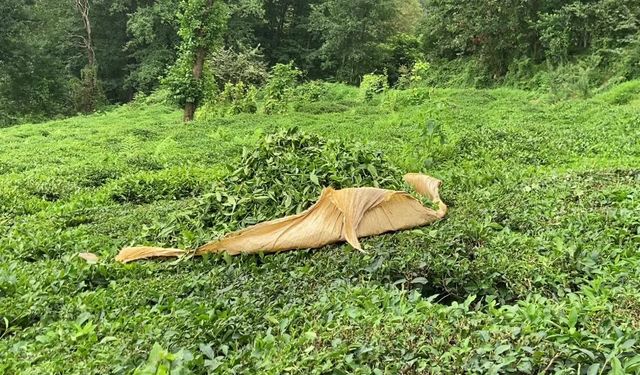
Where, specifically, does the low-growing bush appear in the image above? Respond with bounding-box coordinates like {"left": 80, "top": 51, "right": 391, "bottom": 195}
{"left": 544, "top": 56, "right": 603, "bottom": 101}
{"left": 209, "top": 46, "right": 269, "bottom": 88}
{"left": 1, "top": 86, "right": 640, "bottom": 373}
{"left": 382, "top": 87, "right": 430, "bottom": 111}
{"left": 396, "top": 60, "right": 431, "bottom": 89}
{"left": 290, "top": 81, "right": 355, "bottom": 113}
{"left": 293, "top": 80, "right": 329, "bottom": 102}
{"left": 197, "top": 82, "right": 258, "bottom": 120}
{"left": 78, "top": 166, "right": 121, "bottom": 188}
{"left": 360, "top": 73, "right": 389, "bottom": 102}
{"left": 263, "top": 63, "right": 302, "bottom": 114}
{"left": 0, "top": 185, "right": 48, "bottom": 218}
{"left": 594, "top": 79, "right": 640, "bottom": 105}
{"left": 292, "top": 101, "right": 351, "bottom": 114}
{"left": 129, "top": 89, "right": 172, "bottom": 108}
{"left": 126, "top": 155, "right": 164, "bottom": 171}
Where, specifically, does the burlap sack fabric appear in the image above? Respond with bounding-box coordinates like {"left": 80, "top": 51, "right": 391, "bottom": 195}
{"left": 115, "top": 173, "right": 447, "bottom": 263}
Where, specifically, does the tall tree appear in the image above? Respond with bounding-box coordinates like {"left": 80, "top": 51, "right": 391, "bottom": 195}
{"left": 224, "top": 0, "right": 265, "bottom": 50}
{"left": 75, "top": 0, "right": 95, "bottom": 67}
{"left": 90, "top": 0, "right": 136, "bottom": 103}
{"left": 125, "top": 0, "right": 180, "bottom": 94}
{"left": 165, "top": 0, "right": 229, "bottom": 122}
{"left": 309, "top": 0, "right": 403, "bottom": 83}
{"left": 253, "top": 0, "right": 321, "bottom": 73}
{"left": 0, "top": 0, "right": 76, "bottom": 124}
{"left": 73, "top": 0, "right": 103, "bottom": 112}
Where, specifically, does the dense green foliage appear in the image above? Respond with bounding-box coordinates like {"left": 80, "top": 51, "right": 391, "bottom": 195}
{"left": 1, "top": 83, "right": 639, "bottom": 373}
{"left": 164, "top": 0, "right": 229, "bottom": 111}
{"left": 2, "top": 0, "right": 640, "bottom": 372}
{"left": 197, "top": 82, "right": 258, "bottom": 119}
{"left": 308, "top": 0, "right": 420, "bottom": 83}
{"left": 125, "top": 0, "right": 181, "bottom": 94}
{"left": 263, "top": 63, "right": 303, "bottom": 114}
{"left": 3, "top": 0, "right": 640, "bottom": 124}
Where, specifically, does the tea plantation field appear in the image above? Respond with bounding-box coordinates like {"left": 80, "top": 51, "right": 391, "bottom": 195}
{"left": 1, "top": 85, "right": 639, "bottom": 374}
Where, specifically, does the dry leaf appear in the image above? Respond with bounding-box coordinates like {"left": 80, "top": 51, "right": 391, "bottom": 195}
{"left": 115, "top": 247, "right": 186, "bottom": 264}
{"left": 78, "top": 252, "right": 99, "bottom": 263}
{"left": 116, "top": 173, "right": 446, "bottom": 263}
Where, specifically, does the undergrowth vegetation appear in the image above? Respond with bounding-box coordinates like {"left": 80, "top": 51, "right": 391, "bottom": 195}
{"left": 0, "top": 83, "right": 639, "bottom": 374}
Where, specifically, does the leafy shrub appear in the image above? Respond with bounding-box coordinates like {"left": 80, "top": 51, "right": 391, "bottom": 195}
{"left": 292, "top": 101, "right": 350, "bottom": 114}
{"left": 420, "top": 119, "right": 446, "bottom": 168}
{"left": 360, "top": 73, "right": 389, "bottom": 102}
{"left": 69, "top": 66, "right": 106, "bottom": 114}
{"left": 220, "top": 82, "right": 257, "bottom": 115}
{"left": 293, "top": 80, "right": 329, "bottom": 102}
{"left": 209, "top": 46, "right": 268, "bottom": 89}
{"left": 382, "top": 87, "right": 430, "bottom": 111}
{"left": 0, "top": 110, "right": 18, "bottom": 128}
{"left": 263, "top": 62, "right": 302, "bottom": 114}
{"left": 0, "top": 185, "right": 48, "bottom": 218}
{"left": 126, "top": 155, "right": 164, "bottom": 171}
{"left": 163, "top": 54, "right": 204, "bottom": 108}
{"left": 3, "top": 86, "right": 640, "bottom": 373}
{"left": 412, "top": 61, "right": 431, "bottom": 82}
{"left": 214, "top": 126, "right": 403, "bottom": 220}
{"left": 594, "top": 80, "right": 640, "bottom": 105}
{"left": 415, "top": 58, "right": 492, "bottom": 88}
{"left": 501, "top": 58, "right": 551, "bottom": 90}
{"left": 133, "top": 343, "right": 193, "bottom": 375}
{"left": 22, "top": 175, "right": 80, "bottom": 202}
{"left": 129, "top": 89, "right": 172, "bottom": 108}
{"left": 79, "top": 166, "right": 120, "bottom": 188}
{"left": 613, "top": 35, "right": 640, "bottom": 80}
{"left": 397, "top": 60, "right": 431, "bottom": 89}
{"left": 385, "top": 33, "right": 423, "bottom": 84}
{"left": 381, "top": 90, "right": 401, "bottom": 111}
{"left": 290, "top": 81, "right": 353, "bottom": 114}
{"left": 537, "top": 1, "right": 640, "bottom": 64}
{"left": 197, "top": 81, "right": 257, "bottom": 120}
{"left": 316, "top": 82, "right": 359, "bottom": 101}
{"left": 545, "top": 56, "right": 602, "bottom": 101}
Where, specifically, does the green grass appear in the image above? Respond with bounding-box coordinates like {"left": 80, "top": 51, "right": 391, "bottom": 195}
{"left": 1, "top": 84, "right": 639, "bottom": 374}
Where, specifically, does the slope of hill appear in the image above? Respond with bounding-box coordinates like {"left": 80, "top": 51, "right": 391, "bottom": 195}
{"left": 1, "top": 86, "right": 639, "bottom": 373}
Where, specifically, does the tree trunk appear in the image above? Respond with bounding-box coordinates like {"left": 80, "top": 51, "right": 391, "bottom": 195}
{"left": 183, "top": 0, "right": 213, "bottom": 122}
{"left": 75, "top": 0, "right": 95, "bottom": 68}
{"left": 75, "top": 0, "right": 99, "bottom": 113}
{"left": 183, "top": 48, "right": 206, "bottom": 122}
{"left": 183, "top": 102, "right": 196, "bottom": 122}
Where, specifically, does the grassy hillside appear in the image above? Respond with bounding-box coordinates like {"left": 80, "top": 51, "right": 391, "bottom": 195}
{"left": 1, "top": 85, "right": 639, "bottom": 374}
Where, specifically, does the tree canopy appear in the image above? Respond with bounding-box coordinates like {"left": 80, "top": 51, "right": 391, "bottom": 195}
{"left": 1, "top": 0, "right": 639, "bottom": 124}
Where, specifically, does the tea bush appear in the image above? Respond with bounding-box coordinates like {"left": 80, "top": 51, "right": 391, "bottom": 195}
{"left": 263, "top": 62, "right": 302, "bottom": 114}
{"left": 293, "top": 80, "right": 329, "bottom": 102}
{"left": 292, "top": 81, "right": 358, "bottom": 114}
{"left": 360, "top": 73, "right": 389, "bottom": 102}
{"left": 108, "top": 167, "right": 211, "bottom": 204}
{"left": 396, "top": 60, "right": 431, "bottom": 89}
{"left": 197, "top": 82, "right": 258, "bottom": 120}
{"left": 292, "top": 101, "right": 351, "bottom": 114}
{"left": 594, "top": 79, "right": 640, "bottom": 105}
